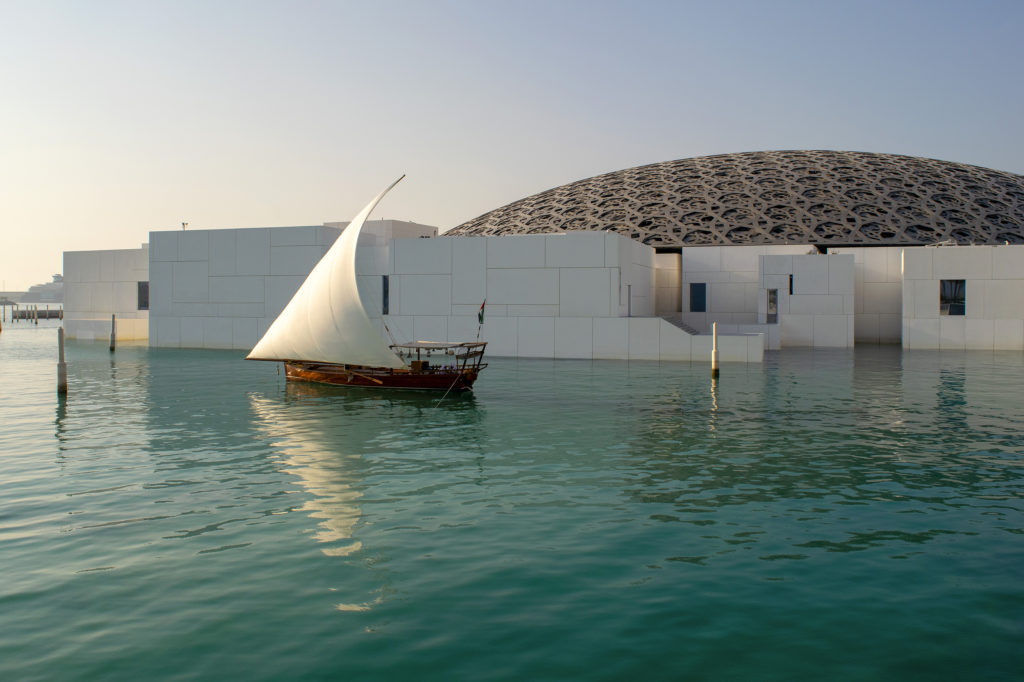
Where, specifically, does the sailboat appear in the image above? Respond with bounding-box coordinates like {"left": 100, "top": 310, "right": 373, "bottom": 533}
{"left": 246, "top": 176, "right": 487, "bottom": 391}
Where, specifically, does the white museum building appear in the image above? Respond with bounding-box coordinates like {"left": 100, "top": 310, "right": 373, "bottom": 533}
{"left": 63, "top": 224, "right": 1024, "bottom": 360}
{"left": 61, "top": 151, "right": 1024, "bottom": 360}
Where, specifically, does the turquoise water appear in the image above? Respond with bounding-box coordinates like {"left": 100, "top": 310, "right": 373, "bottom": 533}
{"left": 2, "top": 323, "right": 1022, "bottom": 681}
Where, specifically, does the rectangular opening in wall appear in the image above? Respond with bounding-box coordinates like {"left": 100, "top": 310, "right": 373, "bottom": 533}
{"left": 767, "top": 289, "right": 778, "bottom": 324}
{"left": 789, "top": 274, "right": 794, "bottom": 296}
{"left": 137, "top": 281, "right": 149, "bottom": 311}
{"left": 689, "top": 282, "right": 706, "bottom": 313}
{"left": 381, "top": 275, "right": 390, "bottom": 316}
{"left": 940, "top": 279, "right": 965, "bottom": 316}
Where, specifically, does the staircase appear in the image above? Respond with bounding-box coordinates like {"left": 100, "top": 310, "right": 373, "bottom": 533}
{"left": 658, "top": 314, "right": 701, "bottom": 335}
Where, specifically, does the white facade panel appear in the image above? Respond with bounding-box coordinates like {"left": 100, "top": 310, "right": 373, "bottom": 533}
{"left": 993, "top": 247, "right": 1021, "bottom": 279}
{"left": 394, "top": 236, "right": 452, "bottom": 275}
{"left": 628, "top": 318, "right": 661, "bottom": 360}
{"left": 172, "top": 261, "right": 210, "bottom": 303}
{"left": 792, "top": 256, "right": 828, "bottom": 295}
{"left": 553, "top": 318, "right": 594, "bottom": 359}
{"left": 396, "top": 275, "right": 451, "bottom": 317}
{"left": 208, "top": 230, "right": 237, "bottom": 276}
{"left": 964, "top": 319, "right": 994, "bottom": 350}
{"left": 994, "top": 319, "right": 1024, "bottom": 349}
{"left": 934, "top": 246, "right": 992, "bottom": 280}
{"left": 593, "top": 317, "right": 628, "bottom": 359}
{"left": 828, "top": 255, "right": 855, "bottom": 295}
{"left": 487, "top": 268, "right": 559, "bottom": 305}
{"left": 482, "top": 317, "right": 518, "bottom": 357}
{"left": 902, "top": 249, "right": 932, "bottom": 280}
{"left": 559, "top": 268, "right": 612, "bottom": 317}
{"left": 203, "top": 317, "right": 234, "bottom": 349}
{"left": 413, "top": 316, "right": 448, "bottom": 343}
{"left": 545, "top": 233, "right": 606, "bottom": 268}
{"left": 452, "top": 237, "right": 487, "bottom": 305}
{"left": 270, "top": 226, "right": 319, "bottom": 246}
{"left": 985, "top": 280, "right": 1024, "bottom": 319}
{"left": 271, "top": 245, "right": 325, "bottom": 276}
{"left": 508, "top": 304, "right": 560, "bottom": 317}
{"left": 235, "top": 229, "right": 271, "bottom": 276}
{"left": 180, "top": 231, "right": 209, "bottom": 262}
{"left": 232, "top": 317, "right": 259, "bottom": 349}
{"left": 487, "top": 235, "right": 546, "bottom": 268}
{"left": 150, "top": 232, "right": 178, "bottom": 262}
{"left": 682, "top": 246, "right": 722, "bottom": 272}
{"left": 517, "top": 317, "right": 556, "bottom": 357}
{"left": 210, "top": 276, "right": 265, "bottom": 304}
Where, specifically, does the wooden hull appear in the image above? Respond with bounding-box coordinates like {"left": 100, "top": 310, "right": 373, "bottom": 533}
{"left": 284, "top": 361, "right": 480, "bottom": 391}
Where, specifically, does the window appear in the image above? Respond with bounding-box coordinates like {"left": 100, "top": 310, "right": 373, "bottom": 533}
{"left": 766, "top": 289, "right": 778, "bottom": 324}
{"left": 789, "top": 274, "right": 794, "bottom": 296}
{"left": 381, "top": 275, "right": 390, "bottom": 316}
{"left": 690, "top": 282, "right": 707, "bottom": 313}
{"left": 940, "top": 279, "right": 965, "bottom": 316}
{"left": 137, "top": 281, "right": 149, "bottom": 311}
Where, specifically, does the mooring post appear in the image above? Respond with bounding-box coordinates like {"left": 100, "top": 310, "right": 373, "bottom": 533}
{"left": 109, "top": 313, "right": 116, "bottom": 352}
{"left": 711, "top": 322, "right": 720, "bottom": 379}
{"left": 34, "top": 305, "right": 39, "bottom": 325}
{"left": 58, "top": 326, "right": 68, "bottom": 395}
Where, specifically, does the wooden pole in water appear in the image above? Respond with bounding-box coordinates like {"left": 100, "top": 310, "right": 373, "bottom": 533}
{"left": 34, "top": 305, "right": 39, "bottom": 325}
{"left": 109, "top": 314, "right": 116, "bottom": 352}
{"left": 58, "top": 326, "right": 68, "bottom": 395}
{"left": 711, "top": 321, "right": 720, "bottom": 379}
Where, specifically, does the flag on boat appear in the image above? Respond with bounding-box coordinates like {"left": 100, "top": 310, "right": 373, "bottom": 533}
{"left": 478, "top": 300, "right": 486, "bottom": 325}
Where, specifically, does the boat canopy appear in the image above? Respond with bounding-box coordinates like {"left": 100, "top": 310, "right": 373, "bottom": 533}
{"left": 246, "top": 177, "right": 407, "bottom": 368}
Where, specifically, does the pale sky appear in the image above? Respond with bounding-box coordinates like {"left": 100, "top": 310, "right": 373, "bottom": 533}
{"left": 2, "top": 0, "right": 1022, "bottom": 291}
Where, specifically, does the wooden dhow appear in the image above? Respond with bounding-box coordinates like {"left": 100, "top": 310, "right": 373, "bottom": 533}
{"left": 247, "top": 177, "right": 487, "bottom": 391}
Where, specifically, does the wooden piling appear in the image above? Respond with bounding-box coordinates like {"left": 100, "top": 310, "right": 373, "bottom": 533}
{"left": 711, "top": 322, "right": 720, "bottom": 379}
{"left": 109, "top": 313, "right": 116, "bottom": 352}
{"left": 58, "top": 326, "right": 68, "bottom": 395}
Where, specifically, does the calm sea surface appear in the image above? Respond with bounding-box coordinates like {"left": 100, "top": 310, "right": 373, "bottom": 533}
{"left": 1, "top": 322, "right": 1021, "bottom": 681}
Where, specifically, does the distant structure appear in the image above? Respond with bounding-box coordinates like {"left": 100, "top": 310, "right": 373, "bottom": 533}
{"left": 449, "top": 150, "right": 1024, "bottom": 247}
{"left": 20, "top": 274, "right": 64, "bottom": 304}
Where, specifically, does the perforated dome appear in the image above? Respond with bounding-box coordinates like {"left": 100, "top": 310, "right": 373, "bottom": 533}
{"left": 449, "top": 151, "right": 1024, "bottom": 246}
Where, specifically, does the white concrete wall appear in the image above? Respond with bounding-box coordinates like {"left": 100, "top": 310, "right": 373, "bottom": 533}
{"left": 829, "top": 246, "right": 903, "bottom": 343}
{"left": 148, "top": 220, "right": 437, "bottom": 349}
{"left": 902, "top": 245, "right": 1024, "bottom": 350}
{"left": 63, "top": 246, "right": 149, "bottom": 340}
{"left": 381, "top": 232, "right": 653, "bottom": 339}
{"left": 380, "top": 232, "right": 760, "bottom": 362}
{"left": 759, "top": 253, "right": 855, "bottom": 347}
{"left": 681, "top": 244, "right": 812, "bottom": 331}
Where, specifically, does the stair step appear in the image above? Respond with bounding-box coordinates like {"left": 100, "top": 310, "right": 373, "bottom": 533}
{"left": 658, "top": 314, "right": 701, "bottom": 335}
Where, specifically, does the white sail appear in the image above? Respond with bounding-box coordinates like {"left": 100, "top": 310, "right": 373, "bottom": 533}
{"left": 247, "top": 177, "right": 406, "bottom": 368}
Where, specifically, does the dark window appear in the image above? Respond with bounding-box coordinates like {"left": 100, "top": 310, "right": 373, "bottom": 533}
{"left": 940, "top": 279, "right": 965, "bottom": 316}
{"left": 137, "top": 281, "right": 149, "bottom": 311}
{"left": 789, "top": 274, "right": 794, "bottom": 295}
{"left": 690, "top": 282, "right": 707, "bottom": 312}
{"left": 382, "top": 275, "right": 390, "bottom": 315}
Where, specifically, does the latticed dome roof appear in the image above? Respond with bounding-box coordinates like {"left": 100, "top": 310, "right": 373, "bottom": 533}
{"left": 449, "top": 151, "right": 1024, "bottom": 246}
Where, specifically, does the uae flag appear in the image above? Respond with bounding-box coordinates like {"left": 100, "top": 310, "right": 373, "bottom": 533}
{"left": 478, "top": 300, "right": 486, "bottom": 324}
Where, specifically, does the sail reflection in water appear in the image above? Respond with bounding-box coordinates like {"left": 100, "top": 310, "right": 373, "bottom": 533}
{"left": 249, "top": 386, "right": 366, "bottom": 558}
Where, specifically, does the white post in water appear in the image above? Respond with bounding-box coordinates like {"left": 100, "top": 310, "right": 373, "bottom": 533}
{"left": 711, "top": 322, "right": 720, "bottom": 379}
{"left": 109, "top": 313, "right": 116, "bottom": 352}
{"left": 58, "top": 326, "right": 68, "bottom": 395}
